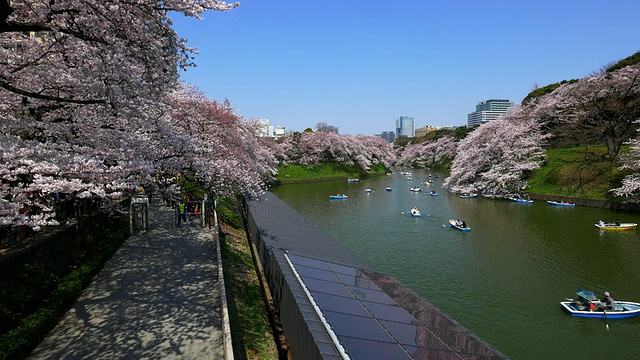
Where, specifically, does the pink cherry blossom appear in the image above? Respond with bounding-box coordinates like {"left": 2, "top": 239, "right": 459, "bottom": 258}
{"left": 443, "top": 107, "right": 548, "bottom": 197}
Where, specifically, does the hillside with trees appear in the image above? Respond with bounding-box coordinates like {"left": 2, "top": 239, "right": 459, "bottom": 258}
{"left": 398, "top": 51, "right": 640, "bottom": 202}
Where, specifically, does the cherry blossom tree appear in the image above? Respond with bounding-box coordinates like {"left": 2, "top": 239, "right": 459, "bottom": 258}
{"left": 164, "top": 86, "right": 277, "bottom": 199}
{"left": 0, "top": 1, "right": 240, "bottom": 228}
{"left": 396, "top": 136, "right": 459, "bottom": 168}
{"left": 611, "top": 138, "right": 640, "bottom": 199}
{"left": 274, "top": 132, "right": 396, "bottom": 171}
{"left": 443, "top": 107, "right": 548, "bottom": 197}
{"left": 532, "top": 64, "right": 640, "bottom": 160}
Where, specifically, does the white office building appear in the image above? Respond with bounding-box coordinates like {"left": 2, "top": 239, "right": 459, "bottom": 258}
{"left": 467, "top": 99, "right": 515, "bottom": 127}
{"left": 257, "top": 119, "right": 274, "bottom": 137}
{"left": 275, "top": 125, "right": 286, "bottom": 137}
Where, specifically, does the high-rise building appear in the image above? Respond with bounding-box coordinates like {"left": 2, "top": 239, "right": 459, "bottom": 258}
{"left": 396, "top": 116, "right": 414, "bottom": 138}
{"left": 467, "top": 99, "right": 515, "bottom": 127}
{"left": 375, "top": 131, "right": 396, "bottom": 143}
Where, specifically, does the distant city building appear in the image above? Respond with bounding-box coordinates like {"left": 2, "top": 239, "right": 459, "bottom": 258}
{"left": 414, "top": 125, "right": 438, "bottom": 138}
{"left": 257, "top": 119, "right": 274, "bottom": 137}
{"left": 375, "top": 131, "right": 396, "bottom": 143}
{"left": 396, "top": 116, "right": 414, "bottom": 138}
{"left": 275, "top": 125, "right": 286, "bottom": 137}
{"left": 467, "top": 99, "right": 515, "bottom": 127}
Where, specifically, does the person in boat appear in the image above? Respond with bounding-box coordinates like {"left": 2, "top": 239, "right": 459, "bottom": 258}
{"left": 461, "top": 221, "right": 467, "bottom": 228}
{"left": 575, "top": 296, "right": 595, "bottom": 311}
{"left": 601, "top": 291, "right": 616, "bottom": 310}
{"left": 598, "top": 220, "right": 605, "bottom": 226}
{"left": 614, "top": 219, "right": 621, "bottom": 226}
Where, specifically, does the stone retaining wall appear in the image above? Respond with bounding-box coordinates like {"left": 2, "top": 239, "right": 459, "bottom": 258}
{"left": 529, "top": 193, "right": 640, "bottom": 212}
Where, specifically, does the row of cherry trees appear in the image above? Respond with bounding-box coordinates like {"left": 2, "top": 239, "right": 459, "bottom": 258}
{"left": 267, "top": 131, "right": 396, "bottom": 171}
{"left": 0, "top": 1, "right": 281, "bottom": 230}
{"left": 399, "top": 62, "right": 640, "bottom": 199}
{"left": 395, "top": 136, "right": 458, "bottom": 169}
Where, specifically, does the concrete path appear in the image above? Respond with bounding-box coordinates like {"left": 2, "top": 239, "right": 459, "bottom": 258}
{"left": 28, "top": 201, "right": 225, "bottom": 359}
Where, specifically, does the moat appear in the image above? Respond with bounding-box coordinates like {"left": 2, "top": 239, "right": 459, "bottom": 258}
{"left": 271, "top": 169, "right": 640, "bottom": 359}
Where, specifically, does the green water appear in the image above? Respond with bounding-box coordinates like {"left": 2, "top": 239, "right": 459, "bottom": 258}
{"left": 270, "top": 169, "right": 640, "bottom": 359}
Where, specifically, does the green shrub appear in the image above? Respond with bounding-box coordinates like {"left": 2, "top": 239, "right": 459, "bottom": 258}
{"left": 218, "top": 206, "right": 243, "bottom": 229}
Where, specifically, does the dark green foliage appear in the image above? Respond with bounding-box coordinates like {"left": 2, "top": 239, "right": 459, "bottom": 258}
{"left": 0, "top": 214, "right": 129, "bottom": 360}
{"left": 451, "top": 126, "right": 473, "bottom": 140}
{"left": 522, "top": 79, "right": 578, "bottom": 105}
{"left": 218, "top": 206, "right": 243, "bottom": 229}
{"left": 179, "top": 173, "right": 207, "bottom": 199}
{"left": 367, "top": 163, "right": 389, "bottom": 175}
{"left": 606, "top": 51, "right": 640, "bottom": 73}
{"left": 217, "top": 197, "right": 244, "bottom": 229}
{"left": 393, "top": 136, "right": 411, "bottom": 148}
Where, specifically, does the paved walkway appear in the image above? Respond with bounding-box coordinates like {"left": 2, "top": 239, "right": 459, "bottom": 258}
{"left": 28, "top": 201, "right": 226, "bottom": 359}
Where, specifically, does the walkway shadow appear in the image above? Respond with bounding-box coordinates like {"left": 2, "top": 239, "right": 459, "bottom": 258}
{"left": 28, "top": 203, "right": 223, "bottom": 359}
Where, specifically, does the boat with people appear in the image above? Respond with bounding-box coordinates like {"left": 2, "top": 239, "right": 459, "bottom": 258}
{"left": 547, "top": 200, "right": 575, "bottom": 207}
{"left": 410, "top": 186, "right": 422, "bottom": 192}
{"left": 385, "top": 187, "right": 393, "bottom": 191}
{"left": 329, "top": 194, "right": 348, "bottom": 200}
{"left": 429, "top": 190, "right": 438, "bottom": 196}
{"left": 509, "top": 197, "right": 533, "bottom": 204}
{"left": 560, "top": 289, "right": 640, "bottom": 319}
{"left": 364, "top": 188, "right": 373, "bottom": 193}
{"left": 410, "top": 207, "right": 422, "bottom": 217}
{"left": 459, "top": 193, "right": 478, "bottom": 199}
{"left": 595, "top": 221, "right": 637, "bottom": 230}
{"left": 449, "top": 219, "right": 471, "bottom": 232}
{"left": 347, "top": 178, "right": 359, "bottom": 183}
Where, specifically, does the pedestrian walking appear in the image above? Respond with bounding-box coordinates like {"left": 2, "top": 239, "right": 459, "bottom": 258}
{"left": 176, "top": 200, "right": 187, "bottom": 226}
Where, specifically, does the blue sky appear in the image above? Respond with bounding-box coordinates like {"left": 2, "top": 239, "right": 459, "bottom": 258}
{"left": 170, "top": 1, "right": 639, "bottom": 135}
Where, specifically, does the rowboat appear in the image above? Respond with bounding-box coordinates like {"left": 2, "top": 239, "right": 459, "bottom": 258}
{"left": 364, "top": 188, "right": 373, "bottom": 193}
{"left": 385, "top": 187, "right": 393, "bottom": 192}
{"left": 561, "top": 289, "right": 640, "bottom": 319}
{"left": 410, "top": 208, "right": 422, "bottom": 217}
{"left": 429, "top": 190, "right": 438, "bottom": 196}
{"left": 410, "top": 186, "right": 421, "bottom": 192}
{"left": 509, "top": 197, "right": 533, "bottom": 204}
{"left": 329, "top": 194, "right": 348, "bottom": 200}
{"left": 459, "top": 193, "right": 478, "bottom": 199}
{"left": 594, "top": 222, "right": 637, "bottom": 230}
{"left": 449, "top": 219, "right": 471, "bottom": 232}
{"left": 547, "top": 200, "right": 575, "bottom": 207}
{"left": 347, "top": 178, "right": 359, "bottom": 183}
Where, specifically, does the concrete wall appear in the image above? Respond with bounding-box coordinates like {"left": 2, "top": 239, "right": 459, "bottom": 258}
{"left": 529, "top": 193, "right": 640, "bottom": 212}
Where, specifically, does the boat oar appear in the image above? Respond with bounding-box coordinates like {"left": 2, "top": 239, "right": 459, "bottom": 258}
{"left": 604, "top": 308, "right": 609, "bottom": 331}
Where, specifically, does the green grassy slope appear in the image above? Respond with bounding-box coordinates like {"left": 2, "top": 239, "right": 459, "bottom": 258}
{"left": 527, "top": 145, "right": 629, "bottom": 200}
